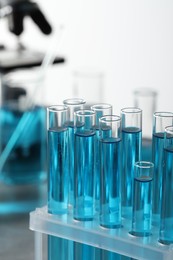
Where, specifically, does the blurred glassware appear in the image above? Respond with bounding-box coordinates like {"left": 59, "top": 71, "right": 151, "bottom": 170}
{"left": 72, "top": 67, "right": 104, "bottom": 109}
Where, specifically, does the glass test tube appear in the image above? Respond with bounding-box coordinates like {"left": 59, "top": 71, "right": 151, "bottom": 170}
{"left": 99, "top": 115, "right": 122, "bottom": 228}
{"left": 47, "top": 105, "right": 69, "bottom": 260}
{"left": 63, "top": 98, "right": 86, "bottom": 208}
{"left": 72, "top": 68, "right": 104, "bottom": 109}
{"left": 73, "top": 110, "right": 96, "bottom": 221}
{"left": 152, "top": 112, "right": 173, "bottom": 225}
{"left": 121, "top": 107, "right": 142, "bottom": 218}
{"left": 159, "top": 126, "right": 173, "bottom": 245}
{"left": 91, "top": 103, "right": 112, "bottom": 212}
{"left": 47, "top": 105, "right": 69, "bottom": 214}
{"left": 133, "top": 88, "right": 157, "bottom": 161}
{"left": 130, "top": 161, "right": 154, "bottom": 237}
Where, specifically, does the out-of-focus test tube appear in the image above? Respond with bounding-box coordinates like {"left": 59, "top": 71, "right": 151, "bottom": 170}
{"left": 91, "top": 103, "right": 112, "bottom": 212}
{"left": 152, "top": 112, "right": 173, "bottom": 225}
{"left": 130, "top": 161, "right": 154, "bottom": 237}
{"left": 73, "top": 110, "right": 96, "bottom": 221}
{"left": 72, "top": 68, "right": 104, "bottom": 109}
{"left": 133, "top": 88, "right": 157, "bottom": 161}
{"left": 99, "top": 115, "right": 122, "bottom": 228}
{"left": 121, "top": 107, "right": 142, "bottom": 218}
{"left": 63, "top": 98, "right": 86, "bottom": 208}
{"left": 159, "top": 126, "right": 173, "bottom": 245}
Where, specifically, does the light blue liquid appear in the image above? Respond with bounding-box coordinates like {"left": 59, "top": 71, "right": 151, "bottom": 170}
{"left": 74, "top": 243, "right": 95, "bottom": 260}
{"left": 0, "top": 106, "right": 47, "bottom": 213}
{"left": 100, "top": 137, "right": 122, "bottom": 228}
{"left": 142, "top": 138, "right": 152, "bottom": 161}
{"left": 94, "top": 128, "right": 101, "bottom": 212}
{"left": 48, "top": 127, "right": 69, "bottom": 260}
{"left": 159, "top": 146, "right": 173, "bottom": 245}
{"left": 73, "top": 131, "right": 95, "bottom": 221}
{"left": 0, "top": 106, "right": 46, "bottom": 184}
{"left": 152, "top": 132, "right": 164, "bottom": 224}
{"left": 67, "top": 122, "right": 75, "bottom": 207}
{"left": 48, "top": 237, "right": 70, "bottom": 260}
{"left": 122, "top": 127, "right": 142, "bottom": 218}
{"left": 100, "top": 250, "right": 122, "bottom": 260}
{"left": 48, "top": 127, "right": 69, "bottom": 214}
{"left": 131, "top": 176, "right": 153, "bottom": 237}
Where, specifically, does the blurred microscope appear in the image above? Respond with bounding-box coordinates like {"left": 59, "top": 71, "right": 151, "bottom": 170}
{"left": 0, "top": 0, "right": 65, "bottom": 214}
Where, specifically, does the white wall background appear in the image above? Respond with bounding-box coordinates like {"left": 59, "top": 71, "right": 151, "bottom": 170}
{"left": 1, "top": 0, "right": 173, "bottom": 114}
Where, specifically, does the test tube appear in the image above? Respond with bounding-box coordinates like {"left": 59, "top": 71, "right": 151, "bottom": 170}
{"left": 159, "top": 126, "right": 173, "bottom": 245}
{"left": 133, "top": 88, "right": 157, "bottom": 161}
{"left": 73, "top": 110, "right": 96, "bottom": 221}
{"left": 63, "top": 98, "right": 86, "bottom": 208}
{"left": 121, "top": 107, "right": 142, "bottom": 218}
{"left": 91, "top": 103, "right": 112, "bottom": 212}
{"left": 47, "top": 105, "right": 69, "bottom": 260}
{"left": 99, "top": 115, "right": 122, "bottom": 228}
{"left": 130, "top": 161, "right": 154, "bottom": 237}
{"left": 47, "top": 105, "right": 69, "bottom": 214}
{"left": 152, "top": 112, "right": 173, "bottom": 225}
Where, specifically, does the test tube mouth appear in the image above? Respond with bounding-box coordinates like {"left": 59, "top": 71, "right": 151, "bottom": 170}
{"left": 91, "top": 103, "right": 112, "bottom": 111}
{"left": 121, "top": 107, "right": 142, "bottom": 114}
{"left": 100, "top": 115, "right": 121, "bottom": 123}
{"left": 63, "top": 98, "right": 86, "bottom": 106}
{"left": 135, "top": 161, "right": 154, "bottom": 169}
{"left": 75, "top": 109, "right": 95, "bottom": 117}
{"left": 48, "top": 105, "right": 69, "bottom": 112}
{"left": 154, "top": 112, "right": 173, "bottom": 118}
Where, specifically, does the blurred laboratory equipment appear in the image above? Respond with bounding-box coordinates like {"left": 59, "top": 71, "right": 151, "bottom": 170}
{"left": 133, "top": 88, "right": 157, "bottom": 161}
{"left": 0, "top": 0, "right": 52, "bottom": 36}
{"left": 72, "top": 68, "right": 104, "bottom": 109}
{"left": 0, "top": 68, "right": 47, "bottom": 213}
{"left": 0, "top": 0, "right": 65, "bottom": 214}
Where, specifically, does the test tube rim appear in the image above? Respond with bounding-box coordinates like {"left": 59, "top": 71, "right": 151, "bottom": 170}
{"left": 63, "top": 98, "right": 86, "bottom": 106}
{"left": 74, "top": 109, "right": 95, "bottom": 117}
{"left": 121, "top": 107, "right": 142, "bottom": 114}
{"left": 154, "top": 111, "right": 173, "bottom": 118}
{"left": 91, "top": 103, "right": 112, "bottom": 111}
{"left": 47, "top": 105, "right": 69, "bottom": 112}
{"left": 99, "top": 114, "right": 121, "bottom": 123}
{"left": 135, "top": 161, "right": 154, "bottom": 169}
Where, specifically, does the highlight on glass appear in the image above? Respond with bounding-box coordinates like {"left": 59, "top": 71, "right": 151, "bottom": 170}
{"left": 73, "top": 109, "right": 96, "bottom": 221}
{"left": 121, "top": 107, "right": 142, "bottom": 218}
{"left": 99, "top": 115, "right": 122, "bottom": 228}
{"left": 159, "top": 125, "right": 173, "bottom": 245}
{"left": 152, "top": 112, "right": 173, "bottom": 225}
{"left": 47, "top": 105, "right": 69, "bottom": 215}
{"left": 130, "top": 161, "right": 154, "bottom": 237}
{"left": 91, "top": 103, "right": 112, "bottom": 212}
{"left": 63, "top": 98, "right": 86, "bottom": 208}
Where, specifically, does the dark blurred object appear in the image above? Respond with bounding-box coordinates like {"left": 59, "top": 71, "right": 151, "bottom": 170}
{"left": 0, "top": 0, "right": 52, "bottom": 36}
{"left": 0, "top": 47, "right": 65, "bottom": 73}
